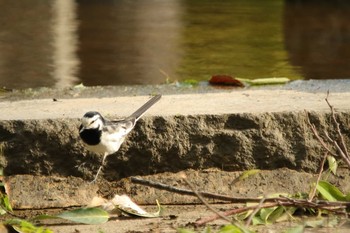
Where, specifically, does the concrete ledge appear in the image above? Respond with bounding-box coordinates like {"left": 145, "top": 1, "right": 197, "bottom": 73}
{"left": 1, "top": 89, "right": 350, "bottom": 208}
{"left": 1, "top": 90, "right": 349, "bottom": 178}
{"left": 0, "top": 90, "right": 350, "bottom": 120}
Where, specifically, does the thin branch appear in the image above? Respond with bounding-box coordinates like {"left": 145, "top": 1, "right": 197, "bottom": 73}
{"left": 131, "top": 176, "right": 280, "bottom": 203}
{"left": 306, "top": 114, "right": 337, "bottom": 158}
{"left": 245, "top": 197, "right": 265, "bottom": 227}
{"left": 131, "top": 176, "right": 350, "bottom": 207}
{"left": 324, "top": 130, "right": 350, "bottom": 168}
{"left": 325, "top": 92, "right": 349, "bottom": 158}
{"left": 132, "top": 176, "right": 350, "bottom": 225}
{"left": 195, "top": 198, "right": 347, "bottom": 226}
{"left": 306, "top": 111, "right": 350, "bottom": 169}
{"left": 180, "top": 174, "right": 232, "bottom": 223}
{"left": 308, "top": 152, "right": 328, "bottom": 201}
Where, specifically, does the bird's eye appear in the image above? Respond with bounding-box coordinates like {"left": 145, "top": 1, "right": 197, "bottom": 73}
{"left": 90, "top": 120, "right": 96, "bottom": 125}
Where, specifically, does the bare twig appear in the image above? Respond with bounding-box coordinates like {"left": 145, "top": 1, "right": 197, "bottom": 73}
{"left": 196, "top": 197, "right": 348, "bottom": 226}
{"left": 308, "top": 152, "right": 328, "bottom": 201}
{"left": 306, "top": 111, "right": 350, "bottom": 168}
{"left": 245, "top": 197, "right": 266, "bottom": 227}
{"left": 306, "top": 114, "right": 337, "bottom": 158}
{"left": 324, "top": 130, "right": 350, "bottom": 168}
{"left": 180, "top": 173, "right": 232, "bottom": 223}
{"left": 131, "top": 176, "right": 350, "bottom": 207}
{"left": 325, "top": 91, "right": 349, "bottom": 158}
{"left": 131, "top": 176, "right": 282, "bottom": 203}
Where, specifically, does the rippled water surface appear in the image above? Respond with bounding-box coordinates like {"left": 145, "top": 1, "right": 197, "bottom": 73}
{"left": 1, "top": 0, "right": 350, "bottom": 89}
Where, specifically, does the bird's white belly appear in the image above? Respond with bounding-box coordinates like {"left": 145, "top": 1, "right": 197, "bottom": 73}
{"left": 86, "top": 132, "right": 126, "bottom": 155}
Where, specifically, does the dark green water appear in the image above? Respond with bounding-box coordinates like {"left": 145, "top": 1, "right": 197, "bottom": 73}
{"left": 0, "top": 0, "right": 349, "bottom": 89}
{"left": 177, "top": 0, "right": 300, "bottom": 81}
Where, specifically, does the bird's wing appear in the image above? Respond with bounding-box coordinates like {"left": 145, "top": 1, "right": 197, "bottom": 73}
{"left": 128, "top": 94, "right": 161, "bottom": 121}
{"left": 103, "top": 118, "right": 136, "bottom": 136}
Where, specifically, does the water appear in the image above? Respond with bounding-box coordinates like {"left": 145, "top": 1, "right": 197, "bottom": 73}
{"left": 0, "top": 0, "right": 350, "bottom": 89}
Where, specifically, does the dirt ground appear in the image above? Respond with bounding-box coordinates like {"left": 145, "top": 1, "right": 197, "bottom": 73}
{"left": 2, "top": 168, "right": 350, "bottom": 232}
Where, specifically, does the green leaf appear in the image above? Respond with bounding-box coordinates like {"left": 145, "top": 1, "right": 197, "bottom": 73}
{"left": 238, "top": 77, "right": 290, "bottom": 86}
{"left": 176, "top": 228, "right": 196, "bottom": 233}
{"left": 259, "top": 207, "right": 278, "bottom": 223}
{"left": 266, "top": 206, "right": 284, "bottom": 223}
{"left": 239, "top": 169, "right": 260, "bottom": 181}
{"left": 31, "top": 214, "right": 60, "bottom": 221}
{"left": 3, "top": 195, "right": 13, "bottom": 212}
{"left": 316, "top": 181, "right": 346, "bottom": 201}
{"left": 283, "top": 225, "right": 304, "bottom": 233}
{"left": 5, "top": 219, "right": 53, "bottom": 233}
{"left": 0, "top": 194, "right": 13, "bottom": 215}
{"left": 218, "top": 224, "right": 244, "bottom": 233}
{"left": 275, "top": 207, "right": 297, "bottom": 223}
{"left": 327, "top": 156, "right": 337, "bottom": 175}
{"left": 305, "top": 217, "right": 338, "bottom": 228}
{"left": 252, "top": 216, "right": 265, "bottom": 225}
{"left": 304, "top": 219, "right": 325, "bottom": 228}
{"left": 56, "top": 207, "right": 109, "bottom": 225}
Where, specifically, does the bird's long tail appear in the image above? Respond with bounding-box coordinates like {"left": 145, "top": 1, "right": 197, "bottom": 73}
{"left": 129, "top": 94, "right": 161, "bottom": 121}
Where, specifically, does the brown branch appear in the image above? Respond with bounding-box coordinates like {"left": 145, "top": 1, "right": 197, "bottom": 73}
{"left": 306, "top": 114, "right": 337, "bottom": 158}
{"left": 325, "top": 92, "right": 349, "bottom": 158}
{"left": 245, "top": 197, "right": 266, "bottom": 227}
{"left": 308, "top": 152, "right": 328, "bottom": 201}
{"left": 132, "top": 176, "right": 350, "bottom": 225}
{"left": 306, "top": 111, "right": 350, "bottom": 169}
{"left": 324, "top": 130, "right": 350, "bottom": 168}
{"left": 180, "top": 173, "right": 232, "bottom": 223}
{"left": 131, "top": 176, "right": 282, "bottom": 203}
{"left": 131, "top": 176, "right": 350, "bottom": 207}
{"left": 195, "top": 197, "right": 348, "bottom": 226}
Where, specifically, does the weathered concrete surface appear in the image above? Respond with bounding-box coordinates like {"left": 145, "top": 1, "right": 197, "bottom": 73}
{"left": 1, "top": 89, "right": 350, "bottom": 207}
{"left": 1, "top": 90, "right": 350, "bottom": 120}
{"left": 1, "top": 90, "right": 350, "bottom": 179}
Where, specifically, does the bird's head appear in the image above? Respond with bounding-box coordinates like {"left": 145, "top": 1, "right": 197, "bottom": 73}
{"left": 79, "top": 111, "right": 104, "bottom": 132}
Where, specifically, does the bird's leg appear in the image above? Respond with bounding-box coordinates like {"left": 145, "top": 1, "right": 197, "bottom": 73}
{"left": 91, "top": 153, "right": 108, "bottom": 183}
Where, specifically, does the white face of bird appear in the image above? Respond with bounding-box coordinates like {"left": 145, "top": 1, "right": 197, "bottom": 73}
{"left": 80, "top": 112, "right": 104, "bottom": 131}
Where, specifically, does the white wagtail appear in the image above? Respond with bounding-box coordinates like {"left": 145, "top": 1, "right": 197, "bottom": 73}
{"left": 79, "top": 94, "right": 161, "bottom": 182}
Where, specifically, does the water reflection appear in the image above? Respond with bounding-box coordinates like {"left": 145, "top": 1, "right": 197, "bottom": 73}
{"left": 0, "top": 1, "right": 55, "bottom": 88}
{"left": 284, "top": 0, "right": 350, "bottom": 79}
{"left": 178, "top": 0, "right": 300, "bottom": 81}
{"left": 52, "top": 0, "right": 79, "bottom": 88}
{"left": 76, "top": 0, "right": 182, "bottom": 85}
{"left": 0, "top": 1, "right": 350, "bottom": 89}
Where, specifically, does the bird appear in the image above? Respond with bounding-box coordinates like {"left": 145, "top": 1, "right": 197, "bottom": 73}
{"left": 79, "top": 94, "right": 161, "bottom": 182}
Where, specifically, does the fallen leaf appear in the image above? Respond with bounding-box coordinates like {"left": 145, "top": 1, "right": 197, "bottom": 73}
{"left": 209, "top": 75, "right": 244, "bottom": 87}
{"left": 56, "top": 207, "right": 109, "bottom": 224}
{"left": 111, "top": 194, "right": 162, "bottom": 218}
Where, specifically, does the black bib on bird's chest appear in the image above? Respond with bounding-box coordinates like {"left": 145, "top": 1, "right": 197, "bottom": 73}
{"left": 79, "top": 127, "right": 101, "bottom": 145}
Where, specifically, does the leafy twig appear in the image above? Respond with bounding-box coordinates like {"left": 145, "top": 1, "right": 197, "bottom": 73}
{"left": 195, "top": 197, "right": 348, "bottom": 226}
